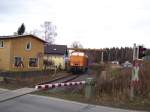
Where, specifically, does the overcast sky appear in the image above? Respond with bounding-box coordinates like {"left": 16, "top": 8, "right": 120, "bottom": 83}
{"left": 0, "top": 0, "right": 150, "bottom": 48}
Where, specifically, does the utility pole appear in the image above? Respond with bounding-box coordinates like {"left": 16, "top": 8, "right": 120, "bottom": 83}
{"left": 108, "top": 51, "right": 110, "bottom": 62}
{"left": 133, "top": 44, "right": 137, "bottom": 61}
{"left": 101, "top": 51, "right": 104, "bottom": 64}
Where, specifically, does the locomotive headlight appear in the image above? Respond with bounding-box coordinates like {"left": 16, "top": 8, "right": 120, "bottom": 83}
{"left": 70, "top": 63, "right": 74, "bottom": 66}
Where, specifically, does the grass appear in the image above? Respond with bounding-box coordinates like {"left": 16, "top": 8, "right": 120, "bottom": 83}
{"left": 0, "top": 71, "right": 69, "bottom": 90}
{"left": 33, "top": 87, "right": 150, "bottom": 111}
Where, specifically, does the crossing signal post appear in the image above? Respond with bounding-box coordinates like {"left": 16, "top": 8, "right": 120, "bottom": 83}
{"left": 130, "top": 44, "right": 147, "bottom": 100}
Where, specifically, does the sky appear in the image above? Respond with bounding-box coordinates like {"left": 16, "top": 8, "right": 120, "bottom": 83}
{"left": 0, "top": 0, "right": 150, "bottom": 48}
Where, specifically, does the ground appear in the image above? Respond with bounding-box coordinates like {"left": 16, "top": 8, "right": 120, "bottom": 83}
{"left": 0, "top": 71, "right": 69, "bottom": 89}
{"left": 0, "top": 63, "right": 150, "bottom": 111}
{"left": 33, "top": 86, "right": 150, "bottom": 111}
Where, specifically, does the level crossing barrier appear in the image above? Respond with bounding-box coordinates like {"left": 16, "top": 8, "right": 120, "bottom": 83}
{"left": 35, "top": 81, "right": 86, "bottom": 90}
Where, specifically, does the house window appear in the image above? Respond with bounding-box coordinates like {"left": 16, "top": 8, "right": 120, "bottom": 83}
{"left": 0, "top": 40, "right": 4, "bottom": 48}
{"left": 14, "top": 57, "right": 23, "bottom": 67}
{"left": 26, "top": 42, "right": 32, "bottom": 50}
{"left": 29, "top": 58, "right": 38, "bottom": 67}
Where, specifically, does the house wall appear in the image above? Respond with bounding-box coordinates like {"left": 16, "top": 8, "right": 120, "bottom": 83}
{"left": 9, "top": 36, "right": 44, "bottom": 71}
{"left": 44, "top": 54, "right": 65, "bottom": 69}
{"left": 0, "top": 39, "right": 11, "bottom": 71}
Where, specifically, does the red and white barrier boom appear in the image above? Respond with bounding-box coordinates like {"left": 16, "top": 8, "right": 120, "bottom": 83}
{"left": 35, "top": 81, "right": 86, "bottom": 90}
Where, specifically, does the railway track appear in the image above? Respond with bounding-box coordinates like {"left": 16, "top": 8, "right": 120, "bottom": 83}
{"left": 36, "top": 74, "right": 80, "bottom": 86}
{"left": 35, "top": 74, "right": 85, "bottom": 90}
{"left": 35, "top": 72, "right": 94, "bottom": 90}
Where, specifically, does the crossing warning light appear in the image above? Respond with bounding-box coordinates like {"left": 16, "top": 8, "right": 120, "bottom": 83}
{"left": 138, "top": 46, "right": 147, "bottom": 59}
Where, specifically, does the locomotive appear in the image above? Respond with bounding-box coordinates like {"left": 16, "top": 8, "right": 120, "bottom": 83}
{"left": 67, "top": 51, "right": 88, "bottom": 73}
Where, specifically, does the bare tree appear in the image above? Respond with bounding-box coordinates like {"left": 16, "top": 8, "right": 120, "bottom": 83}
{"left": 71, "top": 41, "right": 83, "bottom": 48}
{"left": 42, "top": 21, "right": 57, "bottom": 43}
{"left": 30, "top": 29, "right": 39, "bottom": 35}
{"left": 31, "top": 21, "right": 57, "bottom": 44}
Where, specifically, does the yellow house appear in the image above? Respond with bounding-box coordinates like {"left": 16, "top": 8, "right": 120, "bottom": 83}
{"left": 0, "top": 35, "right": 46, "bottom": 71}
{"left": 44, "top": 44, "right": 68, "bottom": 70}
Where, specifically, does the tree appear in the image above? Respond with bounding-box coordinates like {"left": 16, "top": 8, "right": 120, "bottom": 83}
{"left": 42, "top": 21, "right": 57, "bottom": 44}
{"left": 31, "top": 21, "right": 57, "bottom": 44}
{"left": 17, "top": 23, "right": 25, "bottom": 35}
{"left": 71, "top": 41, "right": 83, "bottom": 48}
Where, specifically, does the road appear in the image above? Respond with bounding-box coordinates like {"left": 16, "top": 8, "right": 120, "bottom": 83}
{"left": 0, "top": 93, "right": 144, "bottom": 112}
{"left": 0, "top": 88, "right": 9, "bottom": 94}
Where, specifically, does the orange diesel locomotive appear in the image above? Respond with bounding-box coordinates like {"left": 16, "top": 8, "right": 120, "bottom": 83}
{"left": 68, "top": 51, "right": 88, "bottom": 73}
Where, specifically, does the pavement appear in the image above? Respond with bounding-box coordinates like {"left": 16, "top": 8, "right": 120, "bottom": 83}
{"left": 0, "top": 88, "right": 145, "bottom": 112}
{"left": 0, "top": 88, "right": 9, "bottom": 94}
{"left": 0, "top": 88, "right": 36, "bottom": 102}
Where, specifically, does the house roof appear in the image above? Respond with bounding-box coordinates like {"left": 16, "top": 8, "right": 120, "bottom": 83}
{"left": 0, "top": 34, "right": 46, "bottom": 43}
{"left": 44, "top": 44, "right": 67, "bottom": 55}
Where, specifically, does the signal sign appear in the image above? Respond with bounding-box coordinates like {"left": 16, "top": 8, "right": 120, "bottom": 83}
{"left": 138, "top": 46, "right": 147, "bottom": 59}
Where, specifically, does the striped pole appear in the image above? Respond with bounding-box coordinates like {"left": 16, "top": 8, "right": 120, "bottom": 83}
{"left": 35, "top": 81, "right": 86, "bottom": 90}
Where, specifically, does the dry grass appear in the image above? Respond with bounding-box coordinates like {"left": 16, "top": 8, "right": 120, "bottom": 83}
{"left": 95, "top": 61, "right": 150, "bottom": 110}
{"left": 31, "top": 62, "right": 150, "bottom": 111}
{"left": 0, "top": 71, "right": 69, "bottom": 89}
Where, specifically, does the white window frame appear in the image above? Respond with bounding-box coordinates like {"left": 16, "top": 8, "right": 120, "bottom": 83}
{"left": 28, "top": 58, "right": 39, "bottom": 68}
{"left": 25, "top": 42, "right": 32, "bottom": 50}
{"left": 0, "top": 40, "right": 4, "bottom": 48}
{"left": 14, "top": 56, "right": 23, "bottom": 67}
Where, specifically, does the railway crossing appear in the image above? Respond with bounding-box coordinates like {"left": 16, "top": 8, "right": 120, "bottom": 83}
{"left": 0, "top": 81, "right": 85, "bottom": 102}
{"left": 0, "top": 76, "right": 94, "bottom": 102}
{"left": 35, "top": 81, "right": 86, "bottom": 90}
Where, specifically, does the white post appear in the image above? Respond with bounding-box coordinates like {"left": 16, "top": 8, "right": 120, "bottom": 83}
{"left": 101, "top": 52, "right": 104, "bottom": 64}
{"left": 130, "top": 43, "right": 136, "bottom": 100}
{"left": 136, "top": 46, "right": 139, "bottom": 59}
{"left": 133, "top": 43, "right": 136, "bottom": 60}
